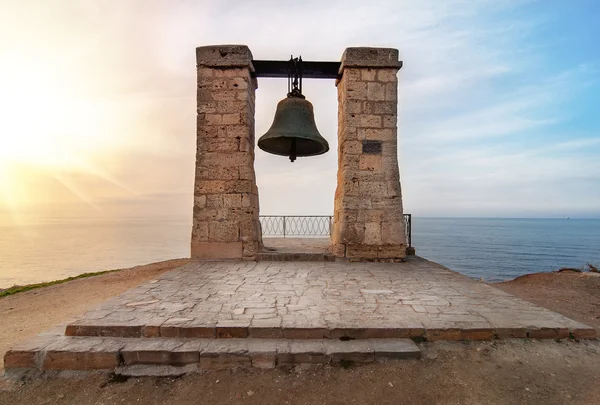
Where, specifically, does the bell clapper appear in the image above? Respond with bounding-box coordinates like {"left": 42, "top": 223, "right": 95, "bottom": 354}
{"left": 290, "top": 138, "right": 297, "bottom": 162}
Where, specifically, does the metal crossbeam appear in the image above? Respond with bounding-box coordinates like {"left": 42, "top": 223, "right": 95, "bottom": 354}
{"left": 252, "top": 60, "right": 341, "bottom": 79}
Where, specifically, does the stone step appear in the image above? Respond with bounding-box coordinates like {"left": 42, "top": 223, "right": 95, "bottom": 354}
{"left": 256, "top": 252, "right": 335, "bottom": 262}
{"left": 64, "top": 319, "right": 596, "bottom": 341}
{"left": 4, "top": 335, "right": 420, "bottom": 374}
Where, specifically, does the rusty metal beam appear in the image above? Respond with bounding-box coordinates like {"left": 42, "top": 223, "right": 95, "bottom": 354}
{"left": 252, "top": 60, "right": 341, "bottom": 79}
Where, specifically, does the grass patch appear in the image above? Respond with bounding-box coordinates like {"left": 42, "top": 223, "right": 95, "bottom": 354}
{"left": 106, "top": 371, "right": 129, "bottom": 384}
{"left": 0, "top": 269, "right": 120, "bottom": 299}
{"left": 338, "top": 359, "right": 355, "bottom": 369}
{"left": 411, "top": 336, "right": 428, "bottom": 344}
{"left": 587, "top": 263, "right": 599, "bottom": 273}
{"left": 557, "top": 268, "right": 582, "bottom": 273}
{"left": 556, "top": 263, "right": 600, "bottom": 274}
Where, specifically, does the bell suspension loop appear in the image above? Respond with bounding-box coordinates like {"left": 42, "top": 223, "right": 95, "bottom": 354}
{"left": 287, "top": 56, "right": 305, "bottom": 99}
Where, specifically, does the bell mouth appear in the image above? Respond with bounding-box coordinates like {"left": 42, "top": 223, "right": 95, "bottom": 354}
{"left": 258, "top": 136, "right": 329, "bottom": 157}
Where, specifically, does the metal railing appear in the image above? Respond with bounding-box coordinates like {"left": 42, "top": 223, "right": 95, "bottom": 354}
{"left": 260, "top": 216, "right": 332, "bottom": 237}
{"left": 259, "top": 214, "right": 412, "bottom": 247}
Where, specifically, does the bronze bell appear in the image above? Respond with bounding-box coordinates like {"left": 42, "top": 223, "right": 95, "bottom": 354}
{"left": 257, "top": 56, "right": 329, "bottom": 162}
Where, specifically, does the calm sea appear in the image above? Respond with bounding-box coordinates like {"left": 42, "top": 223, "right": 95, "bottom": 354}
{"left": 0, "top": 217, "right": 599, "bottom": 288}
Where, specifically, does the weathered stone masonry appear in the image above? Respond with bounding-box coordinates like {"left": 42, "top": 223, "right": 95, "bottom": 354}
{"left": 192, "top": 45, "right": 262, "bottom": 260}
{"left": 331, "top": 48, "right": 407, "bottom": 261}
{"left": 192, "top": 45, "right": 406, "bottom": 261}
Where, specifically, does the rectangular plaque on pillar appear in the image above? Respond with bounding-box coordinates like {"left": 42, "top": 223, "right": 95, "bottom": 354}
{"left": 362, "top": 140, "right": 382, "bottom": 155}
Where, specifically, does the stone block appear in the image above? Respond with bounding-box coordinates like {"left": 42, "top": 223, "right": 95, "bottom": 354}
{"left": 528, "top": 328, "right": 569, "bottom": 339}
{"left": 359, "top": 155, "right": 382, "bottom": 171}
{"left": 361, "top": 69, "right": 377, "bottom": 81}
{"left": 358, "top": 114, "right": 382, "bottom": 128}
{"left": 216, "top": 326, "right": 249, "bottom": 338}
{"left": 3, "top": 351, "right": 38, "bottom": 369}
{"left": 4, "top": 333, "right": 55, "bottom": 369}
{"left": 346, "top": 245, "right": 379, "bottom": 260}
{"left": 282, "top": 328, "right": 329, "bottom": 339}
{"left": 200, "top": 339, "right": 251, "bottom": 369}
{"left": 179, "top": 326, "right": 216, "bottom": 338}
{"left": 341, "top": 140, "right": 362, "bottom": 155}
{"left": 196, "top": 45, "right": 254, "bottom": 69}
{"left": 339, "top": 67, "right": 362, "bottom": 82}
{"left": 363, "top": 222, "right": 382, "bottom": 245}
{"left": 381, "top": 221, "right": 406, "bottom": 245}
{"left": 385, "top": 83, "right": 397, "bottom": 101}
{"left": 495, "top": 328, "right": 527, "bottom": 339}
{"left": 43, "top": 338, "right": 124, "bottom": 370}
{"left": 206, "top": 139, "right": 239, "bottom": 153}
{"left": 247, "top": 340, "right": 286, "bottom": 369}
{"left": 571, "top": 328, "right": 598, "bottom": 339}
{"left": 426, "top": 328, "right": 462, "bottom": 341}
{"left": 196, "top": 166, "right": 239, "bottom": 180}
{"left": 208, "top": 221, "right": 239, "bottom": 242}
{"left": 357, "top": 209, "right": 385, "bottom": 223}
{"left": 122, "top": 339, "right": 203, "bottom": 366}
{"left": 377, "top": 245, "right": 406, "bottom": 259}
{"left": 278, "top": 340, "right": 328, "bottom": 365}
{"left": 343, "top": 99, "right": 363, "bottom": 114}
{"left": 205, "top": 113, "right": 222, "bottom": 125}
{"left": 222, "top": 113, "right": 241, "bottom": 125}
{"left": 325, "top": 340, "right": 374, "bottom": 363}
{"left": 377, "top": 69, "right": 398, "bottom": 82}
{"left": 360, "top": 181, "right": 388, "bottom": 197}
{"left": 383, "top": 113, "right": 397, "bottom": 128}
{"left": 340, "top": 47, "right": 401, "bottom": 70}
{"left": 200, "top": 356, "right": 251, "bottom": 369}
{"left": 358, "top": 128, "right": 396, "bottom": 141}
{"left": 367, "top": 82, "right": 386, "bottom": 101}
{"left": 338, "top": 222, "right": 365, "bottom": 244}
{"left": 344, "top": 81, "right": 367, "bottom": 100}
{"left": 191, "top": 242, "right": 242, "bottom": 259}
{"left": 197, "top": 102, "right": 217, "bottom": 114}
{"left": 329, "top": 328, "right": 411, "bottom": 339}
{"left": 223, "top": 193, "right": 242, "bottom": 208}
{"left": 213, "top": 67, "right": 251, "bottom": 78}
{"left": 65, "top": 324, "right": 143, "bottom": 338}
{"left": 194, "top": 195, "right": 207, "bottom": 208}
{"left": 370, "top": 339, "right": 421, "bottom": 360}
{"left": 460, "top": 328, "right": 494, "bottom": 341}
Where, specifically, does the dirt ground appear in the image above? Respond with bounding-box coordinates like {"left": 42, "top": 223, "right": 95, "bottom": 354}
{"left": 0, "top": 259, "right": 189, "bottom": 370}
{"left": 1, "top": 265, "right": 600, "bottom": 405}
{"left": 1, "top": 340, "right": 599, "bottom": 405}
{"left": 494, "top": 271, "right": 600, "bottom": 329}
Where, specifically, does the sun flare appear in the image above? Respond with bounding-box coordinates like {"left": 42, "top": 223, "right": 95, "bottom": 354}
{"left": 0, "top": 59, "right": 115, "bottom": 211}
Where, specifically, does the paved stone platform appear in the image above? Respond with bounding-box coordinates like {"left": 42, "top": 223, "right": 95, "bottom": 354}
{"left": 262, "top": 238, "right": 331, "bottom": 254}
{"left": 62, "top": 257, "right": 595, "bottom": 341}
{"left": 258, "top": 237, "right": 333, "bottom": 261}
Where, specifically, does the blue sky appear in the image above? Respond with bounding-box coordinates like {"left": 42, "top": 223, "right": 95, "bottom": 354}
{"left": 0, "top": 0, "right": 598, "bottom": 220}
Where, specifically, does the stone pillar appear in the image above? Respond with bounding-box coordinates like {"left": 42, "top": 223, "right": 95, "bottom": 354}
{"left": 332, "top": 47, "right": 406, "bottom": 261}
{"left": 192, "top": 45, "right": 261, "bottom": 260}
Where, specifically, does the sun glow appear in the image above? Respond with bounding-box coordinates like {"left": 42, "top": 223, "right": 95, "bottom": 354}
{"left": 0, "top": 56, "right": 122, "bottom": 213}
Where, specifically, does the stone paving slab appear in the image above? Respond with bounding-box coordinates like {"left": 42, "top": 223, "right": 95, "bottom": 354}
{"left": 258, "top": 237, "right": 334, "bottom": 261}
{"left": 4, "top": 335, "right": 420, "bottom": 371}
{"left": 62, "top": 257, "right": 595, "bottom": 340}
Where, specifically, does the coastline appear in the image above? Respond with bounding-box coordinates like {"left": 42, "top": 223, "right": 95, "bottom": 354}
{"left": 1, "top": 259, "right": 599, "bottom": 369}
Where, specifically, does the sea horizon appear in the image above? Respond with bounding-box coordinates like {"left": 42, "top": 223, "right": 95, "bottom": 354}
{"left": 1, "top": 216, "right": 599, "bottom": 288}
